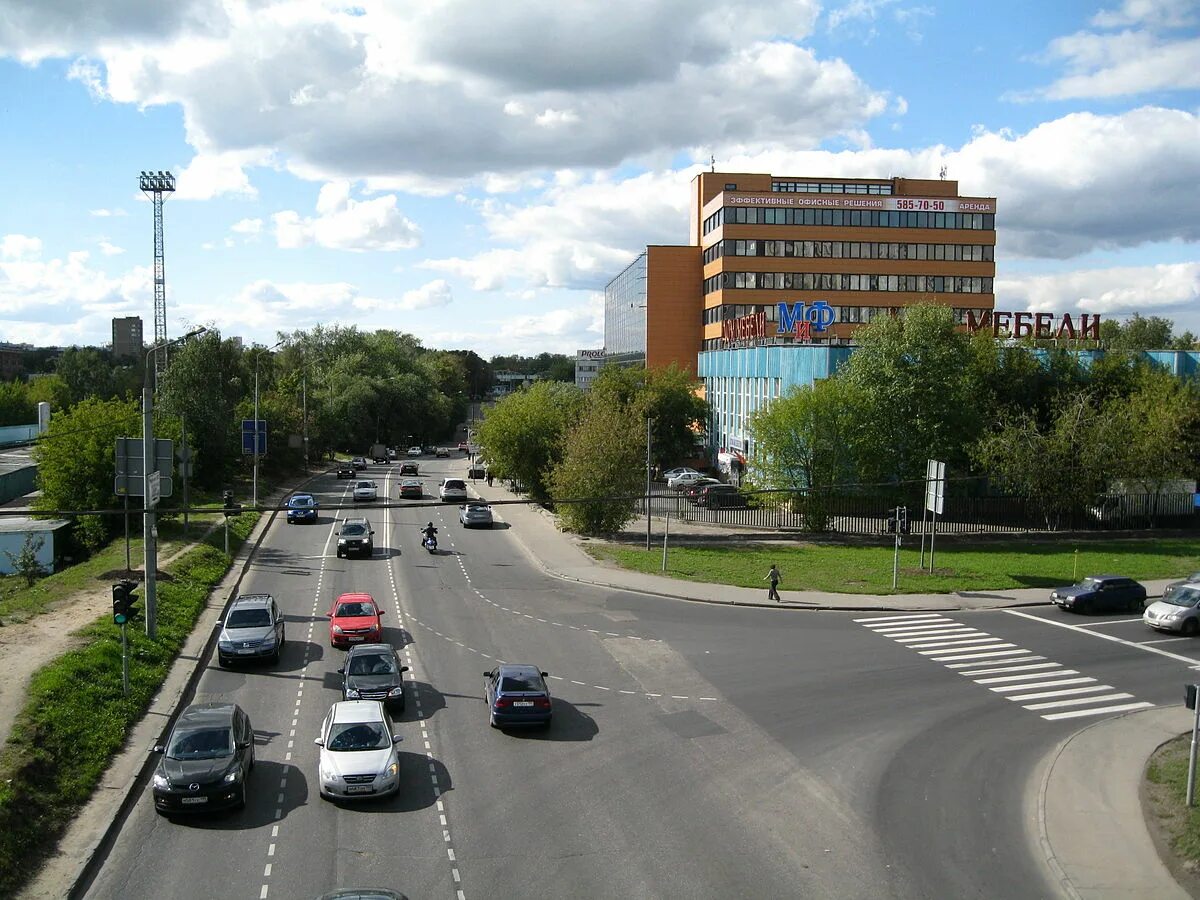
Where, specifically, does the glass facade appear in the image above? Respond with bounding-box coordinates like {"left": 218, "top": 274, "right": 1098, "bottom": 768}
{"left": 604, "top": 252, "right": 648, "bottom": 365}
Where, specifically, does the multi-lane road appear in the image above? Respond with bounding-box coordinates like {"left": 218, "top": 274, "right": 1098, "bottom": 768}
{"left": 84, "top": 457, "right": 1197, "bottom": 899}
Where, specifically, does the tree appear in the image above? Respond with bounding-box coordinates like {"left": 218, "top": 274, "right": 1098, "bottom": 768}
{"left": 1102, "top": 314, "right": 1175, "bottom": 351}
{"left": 589, "top": 364, "right": 709, "bottom": 469}
{"left": 25, "top": 374, "right": 72, "bottom": 414}
{"left": 838, "top": 303, "right": 981, "bottom": 483}
{"left": 4, "top": 534, "right": 45, "bottom": 587}
{"left": 55, "top": 347, "right": 119, "bottom": 404}
{"left": 551, "top": 402, "right": 644, "bottom": 534}
{"left": 475, "top": 381, "right": 585, "bottom": 501}
{"left": 0, "top": 380, "right": 35, "bottom": 427}
{"left": 32, "top": 396, "right": 140, "bottom": 550}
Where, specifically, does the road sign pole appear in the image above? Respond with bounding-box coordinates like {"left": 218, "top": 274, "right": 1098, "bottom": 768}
{"left": 919, "top": 505, "right": 928, "bottom": 569}
{"left": 892, "top": 507, "right": 901, "bottom": 590}
{"left": 182, "top": 414, "right": 189, "bottom": 536}
{"left": 1188, "top": 685, "right": 1200, "bottom": 807}
{"left": 121, "top": 622, "right": 130, "bottom": 698}
{"left": 225, "top": 517, "right": 230, "bottom": 556}
{"left": 929, "top": 512, "right": 937, "bottom": 574}
{"left": 124, "top": 493, "right": 130, "bottom": 574}
{"left": 142, "top": 386, "right": 158, "bottom": 640}
{"left": 662, "top": 511, "right": 670, "bottom": 572}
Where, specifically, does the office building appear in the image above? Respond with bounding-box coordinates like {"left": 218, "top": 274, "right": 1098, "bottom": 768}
{"left": 575, "top": 349, "right": 606, "bottom": 391}
{"left": 111, "top": 316, "right": 144, "bottom": 360}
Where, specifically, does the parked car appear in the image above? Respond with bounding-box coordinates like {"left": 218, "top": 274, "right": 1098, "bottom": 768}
{"left": 435, "top": 447, "right": 450, "bottom": 458}
{"left": 399, "top": 461, "right": 419, "bottom": 476}
{"left": 662, "top": 466, "right": 701, "bottom": 482}
{"left": 327, "top": 593, "right": 384, "bottom": 648}
{"left": 457, "top": 442, "right": 469, "bottom": 452}
{"left": 699, "top": 483, "right": 750, "bottom": 509}
{"left": 668, "top": 471, "right": 710, "bottom": 491}
{"left": 336, "top": 517, "right": 374, "bottom": 559}
{"left": 152, "top": 702, "right": 254, "bottom": 815}
{"left": 336, "top": 462, "right": 355, "bottom": 479}
{"left": 398, "top": 479, "right": 423, "bottom": 500}
{"left": 286, "top": 493, "right": 319, "bottom": 524}
{"left": 1144, "top": 583, "right": 1200, "bottom": 635}
{"left": 1163, "top": 572, "right": 1200, "bottom": 602}
{"left": 440, "top": 478, "right": 468, "bottom": 502}
{"left": 1050, "top": 575, "right": 1147, "bottom": 614}
{"left": 683, "top": 477, "right": 722, "bottom": 503}
{"left": 314, "top": 700, "right": 402, "bottom": 801}
{"left": 351, "top": 456, "right": 367, "bottom": 470}
{"left": 459, "top": 502, "right": 493, "bottom": 528}
{"left": 466, "top": 462, "right": 486, "bottom": 479}
{"left": 338, "top": 643, "right": 409, "bottom": 712}
{"left": 353, "top": 480, "right": 378, "bottom": 502}
{"left": 483, "top": 664, "right": 553, "bottom": 728}
{"left": 217, "top": 593, "right": 286, "bottom": 666}
{"left": 406, "top": 446, "right": 422, "bottom": 457}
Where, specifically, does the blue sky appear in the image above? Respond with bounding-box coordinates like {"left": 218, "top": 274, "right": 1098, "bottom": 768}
{"left": 0, "top": 0, "right": 1197, "bottom": 356}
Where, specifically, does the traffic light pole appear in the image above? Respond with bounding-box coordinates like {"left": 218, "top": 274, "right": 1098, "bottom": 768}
{"left": 121, "top": 622, "right": 129, "bottom": 697}
{"left": 892, "top": 509, "right": 901, "bottom": 591}
{"left": 142, "top": 384, "right": 159, "bottom": 640}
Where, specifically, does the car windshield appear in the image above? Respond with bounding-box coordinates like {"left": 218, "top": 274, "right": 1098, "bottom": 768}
{"left": 1077, "top": 578, "right": 1102, "bottom": 589}
{"left": 356, "top": 481, "right": 373, "bottom": 489}
{"left": 327, "top": 721, "right": 390, "bottom": 752}
{"left": 226, "top": 608, "right": 270, "bottom": 628}
{"left": 167, "top": 725, "right": 233, "bottom": 760}
{"left": 500, "top": 674, "right": 544, "bottom": 693}
{"left": 290, "top": 496, "right": 313, "bottom": 507}
{"left": 1165, "top": 587, "right": 1200, "bottom": 608}
{"left": 341, "top": 523, "right": 366, "bottom": 536}
{"left": 336, "top": 602, "right": 376, "bottom": 618}
{"left": 445, "top": 480, "right": 465, "bottom": 490}
{"left": 348, "top": 653, "right": 396, "bottom": 675}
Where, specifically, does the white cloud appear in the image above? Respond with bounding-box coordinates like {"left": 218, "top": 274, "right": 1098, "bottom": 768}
{"left": 89, "top": 207, "right": 128, "bottom": 217}
{"left": 273, "top": 182, "right": 421, "bottom": 251}
{"left": 1, "top": 234, "right": 43, "bottom": 260}
{"left": 397, "top": 279, "right": 452, "bottom": 311}
{"left": 174, "top": 148, "right": 271, "bottom": 200}
{"left": 424, "top": 294, "right": 604, "bottom": 356}
{"left": 98, "top": 240, "right": 125, "bottom": 256}
{"left": 1092, "top": 0, "right": 1197, "bottom": 29}
{"left": 230, "top": 217, "right": 262, "bottom": 235}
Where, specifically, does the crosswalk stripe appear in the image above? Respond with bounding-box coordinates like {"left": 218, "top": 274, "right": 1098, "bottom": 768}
{"left": 855, "top": 614, "right": 948, "bottom": 624}
{"left": 990, "top": 676, "right": 1095, "bottom": 693}
{"left": 974, "top": 669, "right": 1080, "bottom": 685}
{"left": 1040, "top": 701, "right": 1155, "bottom": 720}
{"left": 930, "top": 648, "right": 1030, "bottom": 662}
{"left": 1003, "top": 684, "right": 1112, "bottom": 702}
{"left": 903, "top": 636, "right": 999, "bottom": 649}
{"left": 955, "top": 661, "right": 1059, "bottom": 676}
{"left": 922, "top": 643, "right": 1015, "bottom": 656}
{"left": 873, "top": 623, "right": 962, "bottom": 635}
{"left": 896, "top": 630, "right": 982, "bottom": 642}
{"left": 945, "top": 655, "right": 1046, "bottom": 669}
{"left": 1022, "top": 693, "right": 1133, "bottom": 711}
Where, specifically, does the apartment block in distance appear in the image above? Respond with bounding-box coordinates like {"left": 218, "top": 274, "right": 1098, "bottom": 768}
{"left": 111, "top": 316, "right": 144, "bottom": 361}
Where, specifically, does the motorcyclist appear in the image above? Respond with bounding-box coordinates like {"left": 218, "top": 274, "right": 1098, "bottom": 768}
{"left": 421, "top": 522, "right": 438, "bottom": 548}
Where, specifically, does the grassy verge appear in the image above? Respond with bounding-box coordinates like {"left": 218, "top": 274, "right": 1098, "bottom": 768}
{"left": 0, "top": 509, "right": 258, "bottom": 896}
{"left": 0, "top": 515, "right": 225, "bottom": 624}
{"left": 1145, "top": 736, "right": 1200, "bottom": 877}
{"left": 587, "top": 537, "right": 1200, "bottom": 595}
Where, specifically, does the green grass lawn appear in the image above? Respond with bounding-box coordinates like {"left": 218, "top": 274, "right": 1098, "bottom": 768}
{"left": 587, "top": 537, "right": 1200, "bottom": 595}
{"left": 1145, "top": 736, "right": 1200, "bottom": 873}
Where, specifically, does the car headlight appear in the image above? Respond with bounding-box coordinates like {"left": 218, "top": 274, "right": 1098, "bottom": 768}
{"left": 320, "top": 766, "right": 336, "bottom": 783}
{"left": 218, "top": 640, "right": 233, "bottom": 651}
{"left": 345, "top": 688, "right": 361, "bottom": 699}
{"left": 332, "top": 625, "right": 344, "bottom": 634}
{"left": 261, "top": 633, "right": 277, "bottom": 647}
{"left": 387, "top": 686, "right": 404, "bottom": 697}
{"left": 384, "top": 762, "right": 398, "bottom": 779}
{"left": 338, "top": 538, "right": 347, "bottom": 544}
{"left": 223, "top": 767, "right": 241, "bottom": 783}
{"left": 153, "top": 772, "right": 170, "bottom": 790}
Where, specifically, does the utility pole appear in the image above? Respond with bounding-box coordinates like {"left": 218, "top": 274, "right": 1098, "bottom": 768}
{"left": 251, "top": 341, "right": 281, "bottom": 508}
{"left": 138, "top": 170, "right": 176, "bottom": 389}
{"left": 302, "top": 371, "right": 309, "bottom": 474}
{"left": 645, "top": 416, "right": 653, "bottom": 550}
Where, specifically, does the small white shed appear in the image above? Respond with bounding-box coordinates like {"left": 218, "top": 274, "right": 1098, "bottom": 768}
{"left": 0, "top": 518, "right": 70, "bottom": 576}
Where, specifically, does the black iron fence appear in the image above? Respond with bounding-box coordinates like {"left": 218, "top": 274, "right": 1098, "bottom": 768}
{"left": 641, "top": 488, "right": 1199, "bottom": 535}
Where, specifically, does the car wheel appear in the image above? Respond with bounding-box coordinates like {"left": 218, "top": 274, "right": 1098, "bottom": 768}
{"left": 1184, "top": 619, "right": 1199, "bottom": 637}
{"left": 234, "top": 786, "right": 246, "bottom": 811}
{"left": 270, "top": 649, "right": 280, "bottom": 665}
{"left": 1075, "top": 599, "right": 1091, "bottom": 615}
{"left": 1128, "top": 597, "right": 1144, "bottom": 613}
{"left": 248, "top": 746, "right": 256, "bottom": 772}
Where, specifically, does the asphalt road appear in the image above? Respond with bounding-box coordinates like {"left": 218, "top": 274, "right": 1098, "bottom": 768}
{"left": 84, "top": 458, "right": 1194, "bottom": 900}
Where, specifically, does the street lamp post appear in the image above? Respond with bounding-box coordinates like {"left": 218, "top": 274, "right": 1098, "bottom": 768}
{"left": 143, "top": 325, "right": 207, "bottom": 639}
{"left": 252, "top": 340, "right": 283, "bottom": 508}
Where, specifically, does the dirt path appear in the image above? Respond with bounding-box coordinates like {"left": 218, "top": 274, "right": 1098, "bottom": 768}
{"left": 0, "top": 526, "right": 221, "bottom": 749}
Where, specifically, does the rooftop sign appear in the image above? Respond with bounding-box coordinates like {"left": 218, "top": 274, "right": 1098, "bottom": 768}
{"left": 724, "top": 193, "right": 996, "bottom": 214}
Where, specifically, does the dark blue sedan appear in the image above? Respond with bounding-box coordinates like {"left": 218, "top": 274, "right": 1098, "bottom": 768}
{"left": 286, "top": 493, "right": 319, "bottom": 524}
{"left": 484, "top": 664, "right": 553, "bottom": 728}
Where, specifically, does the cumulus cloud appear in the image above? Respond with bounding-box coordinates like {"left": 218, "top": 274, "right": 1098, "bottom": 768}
{"left": 98, "top": 240, "right": 125, "bottom": 256}
{"left": 397, "top": 279, "right": 452, "bottom": 311}
{"left": 89, "top": 207, "right": 128, "bottom": 217}
{"left": 424, "top": 294, "right": 604, "bottom": 356}
{"left": 1, "top": 234, "right": 43, "bottom": 260}
{"left": 230, "top": 217, "right": 262, "bottom": 236}
{"left": 273, "top": 182, "right": 421, "bottom": 251}
{"left": 0, "top": 0, "right": 888, "bottom": 188}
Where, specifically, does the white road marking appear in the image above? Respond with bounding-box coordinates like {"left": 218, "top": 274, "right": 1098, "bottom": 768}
{"left": 1070, "top": 617, "right": 1145, "bottom": 628}
{"left": 990, "top": 676, "right": 1096, "bottom": 693}
{"left": 920, "top": 643, "right": 1016, "bottom": 656}
{"left": 855, "top": 613, "right": 947, "bottom": 624}
{"left": 946, "top": 656, "right": 1046, "bottom": 669}
{"left": 1041, "top": 701, "right": 1154, "bottom": 720}
{"left": 1003, "top": 684, "right": 1114, "bottom": 702}
{"left": 974, "top": 669, "right": 1080, "bottom": 685}
{"left": 1023, "top": 692, "right": 1134, "bottom": 710}
{"left": 904, "top": 637, "right": 1002, "bottom": 649}
{"left": 1003, "top": 608, "right": 1200, "bottom": 666}
{"left": 1143, "top": 637, "right": 1195, "bottom": 644}
{"left": 932, "top": 648, "right": 1030, "bottom": 662}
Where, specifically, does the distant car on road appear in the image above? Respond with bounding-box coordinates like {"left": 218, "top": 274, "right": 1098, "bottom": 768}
{"left": 1162, "top": 572, "right": 1200, "bottom": 603}
{"left": 286, "top": 493, "right": 319, "bottom": 524}
{"left": 683, "top": 477, "right": 722, "bottom": 503}
{"left": 351, "top": 456, "right": 367, "bottom": 470}
{"left": 353, "top": 480, "right": 378, "bottom": 502}
{"left": 484, "top": 664, "right": 553, "bottom": 728}
{"left": 152, "top": 702, "right": 254, "bottom": 815}
{"left": 406, "top": 446, "right": 422, "bottom": 457}
{"left": 399, "top": 461, "right": 419, "bottom": 476}
{"left": 435, "top": 447, "right": 450, "bottom": 458}
{"left": 1050, "top": 575, "right": 1147, "bottom": 614}
{"left": 459, "top": 502, "right": 493, "bottom": 528}
{"left": 668, "top": 471, "right": 709, "bottom": 491}
{"left": 327, "top": 593, "right": 384, "bottom": 648}
{"left": 339, "top": 643, "right": 409, "bottom": 712}
{"left": 336, "top": 462, "right": 355, "bottom": 479}
{"left": 217, "top": 593, "right": 285, "bottom": 667}
{"left": 663, "top": 467, "right": 701, "bottom": 481}
{"left": 457, "top": 442, "right": 469, "bottom": 453}
{"left": 315, "top": 700, "right": 402, "bottom": 801}
{"left": 398, "top": 479, "right": 423, "bottom": 500}
{"left": 698, "top": 483, "right": 749, "bottom": 509}
{"left": 439, "top": 478, "right": 468, "bottom": 502}
{"left": 336, "top": 517, "right": 374, "bottom": 559}
{"left": 1144, "top": 582, "right": 1200, "bottom": 635}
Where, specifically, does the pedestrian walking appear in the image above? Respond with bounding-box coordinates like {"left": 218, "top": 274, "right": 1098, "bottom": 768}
{"left": 485, "top": 469, "right": 493, "bottom": 487}
{"left": 764, "top": 564, "right": 782, "bottom": 602}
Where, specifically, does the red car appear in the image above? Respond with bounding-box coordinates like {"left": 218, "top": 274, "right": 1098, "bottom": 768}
{"left": 327, "top": 593, "right": 384, "bottom": 649}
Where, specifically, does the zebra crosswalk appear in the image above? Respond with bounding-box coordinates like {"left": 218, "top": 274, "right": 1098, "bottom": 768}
{"left": 854, "top": 612, "right": 1154, "bottom": 722}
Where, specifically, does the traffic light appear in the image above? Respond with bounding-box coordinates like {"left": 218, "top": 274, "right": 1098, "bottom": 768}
{"left": 112, "top": 580, "right": 139, "bottom": 625}
{"left": 222, "top": 489, "right": 241, "bottom": 517}
{"left": 886, "top": 511, "right": 897, "bottom": 534}
{"left": 899, "top": 506, "right": 910, "bottom": 535}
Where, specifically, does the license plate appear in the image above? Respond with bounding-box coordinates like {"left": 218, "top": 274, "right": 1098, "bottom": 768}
{"left": 237, "top": 648, "right": 256, "bottom": 655}
{"left": 513, "top": 701, "right": 534, "bottom": 707}
{"left": 348, "top": 636, "right": 364, "bottom": 642}
{"left": 345, "top": 785, "right": 373, "bottom": 794}
{"left": 181, "top": 796, "right": 208, "bottom": 805}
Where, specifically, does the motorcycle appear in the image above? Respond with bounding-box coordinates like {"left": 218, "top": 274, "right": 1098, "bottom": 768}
{"left": 421, "top": 531, "right": 438, "bottom": 553}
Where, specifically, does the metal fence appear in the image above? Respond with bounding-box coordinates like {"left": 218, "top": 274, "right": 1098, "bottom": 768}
{"left": 641, "top": 488, "right": 1200, "bottom": 535}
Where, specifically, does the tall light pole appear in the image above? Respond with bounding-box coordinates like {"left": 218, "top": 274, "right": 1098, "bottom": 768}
{"left": 252, "top": 340, "right": 283, "bottom": 508}
{"left": 143, "top": 325, "right": 207, "bottom": 639}
{"left": 645, "top": 416, "right": 653, "bottom": 550}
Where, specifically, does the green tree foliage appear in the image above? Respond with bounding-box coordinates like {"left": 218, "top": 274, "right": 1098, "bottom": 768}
{"left": 489, "top": 352, "right": 574, "bottom": 381}
{"left": 32, "top": 396, "right": 139, "bottom": 550}
{"left": 25, "top": 374, "right": 72, "bottom": 413}
{"left": 4, "top": 534, "right": 45, "bottom": 587}
{"left": 1100, "top": 314, "right": 1176, "bottom": 351}
{"left": 0, "top": 380, "right": 35, "bottom": 427}
{"left": 475, "top": 381, "right": 585, "bottom": 501}
{"left": 54, "top": 347, "right": 140, "bottom": 404}
{"left": 552, "top": 402, "right": 644, "bottom": 534}
{"left": 588, "top": 364, "right": 709, "bottom": 468}
{"left": 838, "top": 303, "right": 981, "bottom": 482}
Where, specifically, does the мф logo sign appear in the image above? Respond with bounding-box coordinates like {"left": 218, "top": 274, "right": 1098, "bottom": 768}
{"left": 777, "top": 301, "right": 835, "bottom": 340}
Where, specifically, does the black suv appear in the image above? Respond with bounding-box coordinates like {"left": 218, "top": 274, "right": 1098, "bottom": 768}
{"left": 338, "top": 643, "right": 410, "bottom": 712}
{"left": 336, "top": 462, "right": 355, "bottom": 479}
{"left": 152, "top": 703, "right": 254, "bottom": 815}
{"left": 337, "top": 517, "right": 374, "bottom": 558}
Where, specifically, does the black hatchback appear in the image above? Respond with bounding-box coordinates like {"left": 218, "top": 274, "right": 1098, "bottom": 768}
{"left": 339, "top": 643, "right": 410, "bottom": 712}
{"left": 484, "top": 664, "right": 552, "bottom": 728}
{"left": 1050, "top": 575, "right": 1147, "bottom": 614}
{"left": 152, "top": 703, "right": 254, "bottom": 815}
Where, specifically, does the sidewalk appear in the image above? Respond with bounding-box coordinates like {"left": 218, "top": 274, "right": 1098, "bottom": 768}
{"left": 467, "top": 473, "right": 1195, "bottom": 899}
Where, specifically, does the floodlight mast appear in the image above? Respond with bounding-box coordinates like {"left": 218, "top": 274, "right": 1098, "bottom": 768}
{"left": 138, "top": 170, "right": 176, "bottom": 389}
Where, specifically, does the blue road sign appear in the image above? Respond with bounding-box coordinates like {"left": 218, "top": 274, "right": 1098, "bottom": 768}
{"left": 241, "top": 420, "right": 267, "bottom": 455}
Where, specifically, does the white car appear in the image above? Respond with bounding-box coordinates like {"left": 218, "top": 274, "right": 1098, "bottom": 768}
{"left": 353, "top": 480, "right": 378, "bottom": 502}
{"left": 459, "top": 502, "right": 493, "bottom": 528}
{"left": 668, "top": 471, "right": 709, "bottom": 490}
{"left": 406, "top": 446, "right": 422, "bottom": 457}
{"left": 439, "top": 478, "right": 468, "bottom": 502}
{"left": 662, "top": 467, "right": 700, "bottom": 481}
{"left": 314, "top": 700, "right": 402, "bottom": 801}
{"left": 1144, "top": 582, "right": 1200, "bottom": 635}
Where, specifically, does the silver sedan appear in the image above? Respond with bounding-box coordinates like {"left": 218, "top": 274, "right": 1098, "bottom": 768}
{"left": 459, "top": 503, "right": 493, "bottom": 528}
{"left": 1144, "top": 583, "right": 1200, "bottom": 635}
